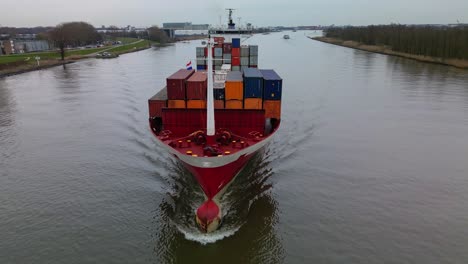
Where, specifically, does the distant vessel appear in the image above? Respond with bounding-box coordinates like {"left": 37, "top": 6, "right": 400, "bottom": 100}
{"left": 95, "top": 52, "right": 118, "bottom": 59}
{"left": 283, "top": 35, "right": 290, "bottom": 39}
{"left": 148, "top": 9, "right": 283, "bottom": 233}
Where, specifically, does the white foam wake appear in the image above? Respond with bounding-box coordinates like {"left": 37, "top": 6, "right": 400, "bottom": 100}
{"left": 176, "top": 225, "right": 241, "bottom": 245}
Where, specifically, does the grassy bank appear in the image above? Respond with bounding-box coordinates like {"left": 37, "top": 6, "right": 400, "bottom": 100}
{"left": 0, "top": 47, "right": 108, "bottom": 65}
{"left": 0, "top": 39, "right": 154, "bottom": 78}
{"left": 311, "top": 36, "right": 468, "bottom": 69}
{"left": 105, "top": 39, "right": 152, "bottom": 54}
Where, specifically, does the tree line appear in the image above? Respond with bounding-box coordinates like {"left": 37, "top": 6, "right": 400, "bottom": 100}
{"left": 2, "top": 22, "right": 170, "bottom": 59}
{"left": 325, "top": 25, "right": 468, "bottom": 60}
{"left": 46, "top": 22, "right": 169, "bottom": 60}
{"left": 103, "top": 26, "right": 170, "bottom": 44}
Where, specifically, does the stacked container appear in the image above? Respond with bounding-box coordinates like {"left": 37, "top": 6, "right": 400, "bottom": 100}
{"left": 148, "top": 86, "right": 168, "bottom": 118}
{"left": 196, "top": 47, "right": 206, "bottom": 70}
{"left": 249, "top": 45, "right": 258, "bottom": 67}
{"left": 261, "top": 69, "right": 282, "bottom": 119}
{"left": 225, "top": 71, "right": 243, "bottom": 109}
{"left": 186, "top": 71, "right": 208, "bottom": 109}
{"left": 168, "top": 100, "right": 186, "bottom": 108}
{"left": 167, "top": 69, "right": 194, "bottom": 108}
{"left": 213, "top": 81, "right": 225, "bottom": 109}
{"left": 243, "top": 68, "right": 263, "bottom": 110}
{"left": 240, "top": 45, "right": 249, "bottom": 70}
{"left": 231, "top": 38, "right": 241, "bottom": 68}
{"left": 243, "top": 68, "right": 263, "bottom": 97}
{"left": 213, "top": 70, "right": 226, "bottom": 109}
{"left": 223, "top": 42, "right": 232, "bottom": 65}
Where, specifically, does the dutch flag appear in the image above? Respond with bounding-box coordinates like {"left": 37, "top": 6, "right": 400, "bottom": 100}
{"left": 186, "top": 61, "right": 192, "bottom": 70}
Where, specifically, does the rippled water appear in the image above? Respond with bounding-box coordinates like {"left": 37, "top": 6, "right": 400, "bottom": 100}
{"left": 1, "top": 31, "right": 468, "bottom": 263}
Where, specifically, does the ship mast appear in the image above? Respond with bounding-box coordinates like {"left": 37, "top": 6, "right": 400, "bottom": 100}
{"left": 227, "top": 8, "right": 235, "bottom": 29}
{"left": 207, "top": 8, "right": 237, "bottom": 136}
{"left": 206, "top": 36, "right": 215, "bottom": 136}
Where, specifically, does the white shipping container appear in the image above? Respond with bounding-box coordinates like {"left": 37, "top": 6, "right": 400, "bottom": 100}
{"left": 214, "top": 82, "right": 225, "bottom": 89}
{"left": 249, "top": 45, "right": 258, "bottom": 56}
{"left": 196, "top": 47, "right": 205, "bottom": 57}
{"left": 214, "top": 47, "right": 223, "bottom": 57}
{"left": 240, "top": 57, "right": 249, "bottom": 66}
{"left": 196, "top": 58, "right": 206, "bottom": 65}
{"left": 249, "top": 56, "right": 258, "bottom": 65}
{"left": 221, "top": 64, "right": 231, "bottom": 71}
{"left": 240, "top": 46, "right": 249, "bottom": 57}
{"left": 214, "top": 73, "right": 227, "bottom": 82}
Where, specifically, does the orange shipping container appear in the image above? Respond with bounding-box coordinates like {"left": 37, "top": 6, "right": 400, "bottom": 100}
{"left": 263, "top": 100, "right": 281, "bottom": 119}
{"left": 187, "top": 100, "right": 207, "bottom": 109}
{"left": 214, "top": 100, "right": 225, "bottom": 109}
{"left": 225, "top": 82, "right": 243, "bottom": 100}
{"left": 168, "top": 100, "right": 186, "bottom": 108}
{"left": 225, "top": 100, "right": 243, "bottom": 109}
{"left": 244, "top": 98, "right": 263, "bottom": 110}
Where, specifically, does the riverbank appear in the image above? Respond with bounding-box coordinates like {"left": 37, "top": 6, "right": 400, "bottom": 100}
{"left": 0, "top": 40, "right": 153, "bottom": 78}
{"left": 311, "top": 36, "right": 468, "bottom": 69}
{"left": 0, "top": 60, "right": 75, "bottom": 78}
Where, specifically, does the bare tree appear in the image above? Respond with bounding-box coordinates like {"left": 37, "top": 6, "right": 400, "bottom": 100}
{"left": 147, "top": 26, "right": 169, "bottom": 44}
{"left": 49, "top": 22, "right": 101, "bottom": 60}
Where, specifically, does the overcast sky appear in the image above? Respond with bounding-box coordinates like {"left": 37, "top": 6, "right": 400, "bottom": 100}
{"left": 2, "top": 0, "right": 468, "bottom": 27}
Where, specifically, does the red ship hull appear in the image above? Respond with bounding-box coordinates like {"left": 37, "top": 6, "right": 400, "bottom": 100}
{"left": 150, "top": 116, "right": 279, "bottom": 200}
{"left": 182, "top": 151, "right": 255, "bottom": 199}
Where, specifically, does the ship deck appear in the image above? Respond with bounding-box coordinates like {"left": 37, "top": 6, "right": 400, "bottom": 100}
{"left": 158, "top": 131, "right": 265, "bottom": 158}
{"left": 149, "top": 115, "right": 280, "bottom": 159}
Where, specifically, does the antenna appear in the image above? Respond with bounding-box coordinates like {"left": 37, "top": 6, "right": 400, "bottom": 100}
{"left": 226, "top": 8, "right": 236, "bottom": 29}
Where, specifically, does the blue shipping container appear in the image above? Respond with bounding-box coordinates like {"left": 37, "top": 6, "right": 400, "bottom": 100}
{"left": 232, "top": 38, "right": 241, "bottom": 48}
{"left": 213, "top": 88, "right": 225, "bottom": 100}
{"left": 243, "top": 68, "right": 263, "bottom": 98}
{"left": 260, "top": 69, "right": 282, "bottom": 100}
{"left": 197, "top": 65, "right": 206, "bottom": 70}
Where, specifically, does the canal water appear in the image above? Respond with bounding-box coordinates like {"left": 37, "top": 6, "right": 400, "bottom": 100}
{"left": 1, "top": 31, "right": 468, "bottom": 263}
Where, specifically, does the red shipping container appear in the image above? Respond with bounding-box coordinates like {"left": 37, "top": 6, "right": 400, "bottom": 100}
{"left": 162, "top": 108, "right": 264, "bottom": 137}
{"left": 166, "top": 69, "right": 194, "bottom": 100}
{"left": 204, "top": 47, "right": 216, "bottom": 57}
{"left": 148, "top": 87, "right": 167, "bottom": 117}
{"left": 231, "top": 48, "right": 240, "bottom": 57}
{"left": 232, "top": 57, "right": 240, "bottom": 66}
{"left": 186, "top": 72, "right": 207, "bottom": 99}
{"left": 223, "top": 43, "right": 232, "bottom": 53}
{"left": 214, "top": 37, "right": 225, "bottom": 44}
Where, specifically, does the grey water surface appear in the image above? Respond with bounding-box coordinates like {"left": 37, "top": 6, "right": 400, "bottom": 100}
{"left": 1, "top": 31, "right": 468, "bottom": 263}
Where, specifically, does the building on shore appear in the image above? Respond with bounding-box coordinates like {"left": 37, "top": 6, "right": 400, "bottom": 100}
{"left": 162, "top": 22, "right": 209, "bottom": 38}
{"left": 162, "top": 22, "right": 209, "bottom": 30}
{"left": 174, "top": 30, "right": 208, "bottom": 37}
{"left": 97, "top": 25, "right": 147, "bottom": 34}
{"left": 0, "top": 39, "right": 51, "bottom": 55}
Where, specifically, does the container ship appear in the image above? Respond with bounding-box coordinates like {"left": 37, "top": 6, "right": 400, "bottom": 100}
{"left": 148, "top": 10, "right": 283, "bottom": 233}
